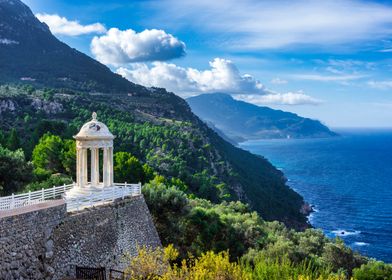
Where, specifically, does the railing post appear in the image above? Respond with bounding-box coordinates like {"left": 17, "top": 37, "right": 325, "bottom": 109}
{"left": 28, "top": 191, "right": 31, "bottom": 204}
{"left": 89, "top": 191, "right": 92, "bottom": 207}
{"left": 63, "top": 184, "right": 66, "bottom": 194}
{"left": 139, "top": 182, "right": 142, "bottom": 195}
{"left": 53, "top": 185, "right": 55, "bottom": 198}
{"left": 41, "top": 188, "right": 44, "bottom": 201}
{"left": 123, "top": 182, "right": 127, "bottom": 199}
{"left": 11, "top": 193, "right": 14, "bottom": 209}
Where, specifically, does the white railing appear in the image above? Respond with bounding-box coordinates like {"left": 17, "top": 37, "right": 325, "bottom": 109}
{"left": 0, "top": 184, "right": 74, "bottom": 211}
{"left": 65, "top": 183, "right": 142, "bottom": 212}
{"left": 0, "top": 183, "right": 141, "bottom": 212}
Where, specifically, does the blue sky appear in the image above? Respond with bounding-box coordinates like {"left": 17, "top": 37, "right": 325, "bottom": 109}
{"left": 24, "top": 0, "right": 392, "bottom": 127}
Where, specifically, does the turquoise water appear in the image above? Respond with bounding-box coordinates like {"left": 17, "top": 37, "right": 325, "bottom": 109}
{"left": 240, "top": 129, "right": 392, "bottom": 262}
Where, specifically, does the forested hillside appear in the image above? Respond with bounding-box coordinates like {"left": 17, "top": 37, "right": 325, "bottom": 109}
{"left": 0, "top": 85, "right": 305, "bottom": 227}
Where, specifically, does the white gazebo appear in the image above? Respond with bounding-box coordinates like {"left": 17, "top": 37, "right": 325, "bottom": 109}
{"left": 0, "top": 112, "right": 141, "bottom": 212}
{"left": 63, "top": 112, "right": 141, "bottom": 209}
{"left": 76, "top": 112, "right": 114, "bottom": 190}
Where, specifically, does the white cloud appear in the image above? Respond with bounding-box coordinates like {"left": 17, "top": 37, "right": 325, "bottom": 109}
{"left": 91, "top": 28, "right": 186, "bottom": 66}
{"left": 117, "top": 58, "right": 319, "bottom": 105}
{"left": 367, "top": 80, "right": 392, "bottom": 89}
{"left": 292, "top": 74, "right": 366, "bottom": 82}
{"left": 234, "top": 92, "right": 322, "bottom": 106}
{"left": 271, "top": 78, "right": 288, "bottom": 85}
{"left": 149, "top": 0, "right": 392, "bottom": 50}
{"left": 36, "top": 13, "right": 106, "bottom": 36}
{"left": 117, "top": 58, "right": 267, "bottom": 96}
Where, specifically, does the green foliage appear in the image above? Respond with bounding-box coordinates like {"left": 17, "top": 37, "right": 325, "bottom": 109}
{"left": 0, "top": 145, "right": 32, "bottom": 195}
{"left": 32, "top": 133, "right": 64, "bottom": 174}
{"left": 142, "top": 182, "right": 384, "bottom": 276}
{"left": 6, "top": 128, "right": 21, "bottom": 151}
{"left": 114, "top": 152, "right": 144, "bottom": 183}
{"left": 126, "top": 246, "right": 346, "bottom": 280}
{"left": 61, "top": 139, "right": 76, "bottom": 178}
{"left": 321, "top": 239, "right": 366, "bottom": 274}
{"left": 353, "top": 261, "right": 392, "bottom": 280}
{"left": 25, "top": 173, "right": 73, "bottom": 192}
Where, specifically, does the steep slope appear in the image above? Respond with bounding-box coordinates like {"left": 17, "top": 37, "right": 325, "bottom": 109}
{"left": 0, "top": 0, "right": 307, "bottom": 227}
{"left": 187, "top": 93, "right": 337, "bottom": 141}
{"left": 0, "top": 0, "right": 141, "bottom": 93}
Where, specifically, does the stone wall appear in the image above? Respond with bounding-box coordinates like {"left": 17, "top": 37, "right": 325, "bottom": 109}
{"left": 0, "top": 200, "right": 66, "bottom": 280}
{"left": 0, "top": 196, "right": 161, "bottom": 280}
{"left": 49, "top": 196, "right": 161, "bottom": 279}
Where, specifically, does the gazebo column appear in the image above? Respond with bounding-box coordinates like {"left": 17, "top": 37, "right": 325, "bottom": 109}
{"left": 95, "top": 148, "right": 100, "bottom": 186}
{"left": 109, "top": 147, "right": 114, "bottom": 185}
{"left": 76, "top": 147, "right": 81, "bottom": 187}
{"left": 103, "top": 147, "right": 109, "bottom": 187}
{"left": 83, "top": 148, "right": 88, "bottom": 186}
{"left": 90, "top": 147, "right": 98, "bottom": 187}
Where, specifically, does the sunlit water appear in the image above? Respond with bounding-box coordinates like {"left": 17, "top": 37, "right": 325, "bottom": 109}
{"left": 240, "top": 129, "right": 392, "bottom": 262}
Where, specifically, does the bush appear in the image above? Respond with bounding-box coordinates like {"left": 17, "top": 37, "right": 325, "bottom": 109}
{"left": 0, "top": 145, "right": 32, "bottom": 195}
{"left": 25, "top": 173, "right": 73, "bottom": 192}
{"left": 353, "top": 261, "right": 392, "bottom": 280}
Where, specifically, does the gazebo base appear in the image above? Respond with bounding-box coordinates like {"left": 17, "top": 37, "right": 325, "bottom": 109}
{"left": 64, "top": 184, "right": 110, "bottom": 199}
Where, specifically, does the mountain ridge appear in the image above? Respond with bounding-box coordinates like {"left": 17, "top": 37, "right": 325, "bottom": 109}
{"left": 187, "top": 93, "right": 337, "bottom": 141}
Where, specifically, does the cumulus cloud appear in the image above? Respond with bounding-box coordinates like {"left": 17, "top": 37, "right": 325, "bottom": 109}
{"left": 234, "top": 92, "right": 322, "bottom": 106}
{"left": 117, "top": 58, "right": 319, "bottom": 105}
{"left": 91, "top": 28, "right": 186, "bottom": 66}
{"left": 117, "top": 58, "right": 267, "bottom": 96}
{"left": 148, "top": 0, "right": 392, "bottom": 50}
{"left": 36, "top": 13, "right": 106, "bottom": 36}
{"left": 367, "top": 80, "right": 392, "bottom": 89}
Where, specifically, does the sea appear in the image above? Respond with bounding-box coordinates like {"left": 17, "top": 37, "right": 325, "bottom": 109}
{"left": 240, "top": 129, "right": 392, "bottom": 263}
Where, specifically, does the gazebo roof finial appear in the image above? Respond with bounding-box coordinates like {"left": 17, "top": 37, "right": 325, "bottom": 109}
{"left": 92, "top": 112, "right": 97, "bottom": 121}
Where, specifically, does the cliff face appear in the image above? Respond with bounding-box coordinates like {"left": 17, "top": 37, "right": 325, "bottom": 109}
{"left": 0, "top": 196, "right": 161, "bottom": 279}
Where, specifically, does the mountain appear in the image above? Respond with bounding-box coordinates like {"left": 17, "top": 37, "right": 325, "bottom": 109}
{"left": 187, "top": 93, "right": 337, "bottom": 142}
{"left": 0, "top": 0, "right": 143, "bottom": 93}
{"left": 0, "top": 0, "right": 307, "bottom": 227}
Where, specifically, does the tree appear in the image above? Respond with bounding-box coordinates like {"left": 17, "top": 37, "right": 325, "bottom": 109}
{"left": 0, "top": 145, "right": 33, "bottom": 195}
{"left": 6, "top": 128, "right": 21, "bottom": 151}
{"left": 61, "top": 139, "right": 76, "bottom": 179}
{"left": 114, "top": 152, "right": 144, "bottom": 183}
{"left": 32, "top": 133, "right": 64, "bottom": 174}
{"left": 353, "top": 261, "right": 392, "bottom": 280}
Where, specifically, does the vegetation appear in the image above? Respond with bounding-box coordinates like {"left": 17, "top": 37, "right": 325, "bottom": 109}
{"left": 0, "top": 145, "right": 32, "bottom": 195}
{"left": 0, "top": 85, "right": 305, "bottom": 226}
{"left": 125, "top": 246, "right": 391, "bottom": 280}
{"left": 0, "top": 85, "right": 390, "bottom": 278}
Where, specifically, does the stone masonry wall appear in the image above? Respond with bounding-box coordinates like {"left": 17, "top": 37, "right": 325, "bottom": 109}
{"left": 0, "top": 196, "right": 161, "bottom": 280}
{"left": 49, "top": 196, "right": 161, "bottom": 279}
{"left": 0, "top": 200, "right": 66, "bottom": 280}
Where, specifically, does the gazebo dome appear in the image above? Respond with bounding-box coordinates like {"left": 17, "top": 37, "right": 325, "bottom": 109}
{"left": 74, "top": 112, "right": 114, "bottom": 140}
